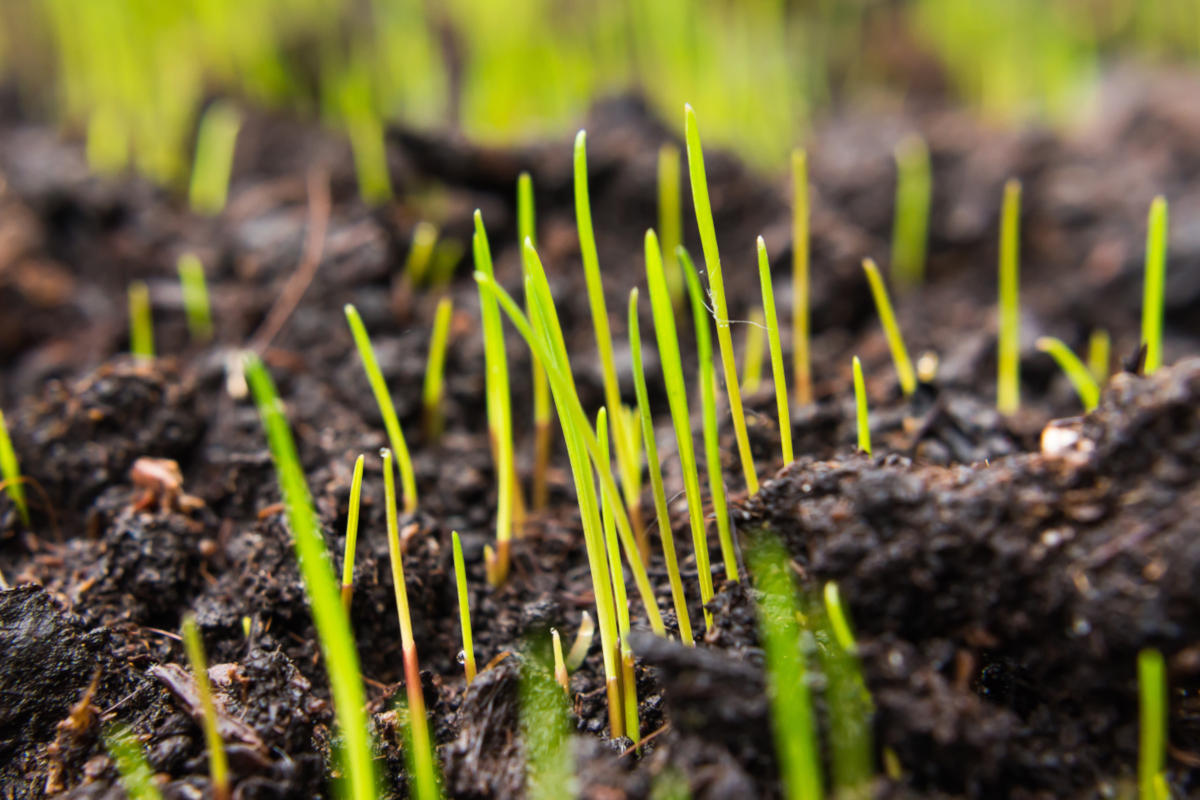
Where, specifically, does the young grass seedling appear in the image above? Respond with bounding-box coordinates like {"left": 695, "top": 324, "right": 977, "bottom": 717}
{"left": 344, "top": 304, "right": 417, "bottom": 512}
{"left": 682, "top": 249, "right": 739, "bottom": 583}
{"left": 1036, "top": 337, "right": 1100, "bottom": 412}
{"left": 452, "top": 531, "right": 477, "bottom": 685}
{"left": 565, "top": 611, "right": 596, "bottom": 671}
{"left": 103, "top": 725, "right": 163, "bottom": 800}
{"left": 792, "top": 149, "right": 812, "bottom": 406}
{"left": 244, "top": 353, "right": 377, "bottom": 800}
{"left": 818, "top": 582, "right": 875, "bottom": 796}
{"left": 422, "top": 296, "right": 454, "bottom": 440}
{"left": 757, "top": 237, "right": 793, "bottom": 464}
{"left": 551, "top": 629, "right": 569, "bottom": 693}
{"left": 519, "top": 172, "right": 553, "bottom": 511}
{"left": 1141, "top": 196, "right": 1169, "bottom": 374}
{"left": 128, "top": 281, "right": 154, "bottom": 360}
{"left": 629, "top": 289, "right": 694, "bottom": 646}
{"left": 340, "top": 454, "right": 364, "bottom": 614}
{"left": 998, "top": 179, "right": 1022, "bottom": 413}
{"left": 405, "top": 222, "right": 440, "bottom": 287}
{"left": 684, "top": 105, "right": 759, "bottom": 494}
{"left": 1138, "top": 648, "right": 1169, "bottom": 800}
{"left": 181, "top": 615, "right": 229, "bottom": 800}
{"left": 853, "top": 356, "right": 871, "bottom": 456}
{"left": 891, "top": 134, "right": 932, "bottom": 291}
{"left": 521, "top": 637, "right": 574, "bottom": 800}
{"left": 0, "top": 410, "right": 30, "bottom": 526}
{"left": 861, "top": 259, "right": 915, "bottom": 396}
{"left": 177, "top": 253, "right": 213, "bottom": 343}
{"left": 823, "top": 581, "right": 857, "bottom": 654}
{"left": 658, "top": 143, "right": 685, "bottom": 307}
{"left": 1088, "top": 329, "right": 1111, "bottom": 384}
{"left": 741, "top": 308, "right": 766, "bottom": 395}
{"left": 382, "top": 448, "right": 440, "bottom": 800}
{"left": 188, "top": 101, "right": 241, "bottom": 215}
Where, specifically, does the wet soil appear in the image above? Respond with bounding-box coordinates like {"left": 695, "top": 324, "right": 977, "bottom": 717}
{"left": 3, "top": 66, "right": 1200, "bottom": 798}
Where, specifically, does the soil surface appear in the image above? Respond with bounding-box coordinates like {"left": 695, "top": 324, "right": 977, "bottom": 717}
{"left": 3, "top": 66, "right": 1200, "bottom": 799}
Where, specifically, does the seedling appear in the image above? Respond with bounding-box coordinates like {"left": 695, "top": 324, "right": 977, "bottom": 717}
{"left": 452, "top": 531, "right": 477, "bottom": 685}
{"left": 817, "top": 582, "right": 875, "bottom": 796}
{"left": 405, "top": 222, "right": 440, "bottom": 287}
{"left": 551, "top": 629, "right": 569, "bottom": 693}
{"left": 1088, "top": 329, "right": 1111, "bottom": 384}
{"left": 340, "top": 454, "right": 364, "bottom": 614}
{"left": 741, "top": 308, "right": 766, "bottom": 395}
{"left": 244, "top": 353, "right": 377, "bottom": 800}
{"left": 998, "top": 179, "right": 1021, "bottom": 413}
{"left": 520, "top": 638, "right": 574, "bottom": 800}
{"left": 565, "top": 611, "right": 596, "bottom": 671}
{"left": 177, "top": 253, "right": 213, "bottom": 343}
{"left": 757, "top": 237, "right": 793, "bottom": 464}
{"left": 792, "top": 148, "right": 812, "bottom": 406}
{"left": 344, "top": 303, "right": 417, "bottom": 512}
{"left": 422, "top": 296, "right": 454, "bottom": 440}
{"left": 823, "top": 581, "right": 857, "bottom": 653}
{"left": 0, "top": 410, "right": 30, "bottom": 525}
{"left": 861, "top": 259, "right": 915, "bottom": 396}
{"left": 181, "top": 615, "right": 229, "bottom": 800}
{"left": 658, "top": 143, "right": 684, "bottom": 307}
{"left": 629, "top": 289, "right": 694, "bottom": 646}
{"left": 104, "top": 725, "right": 163, "bottom": 800}
{"left": 853, "top": 356, "right": 870, "bottom": 455}
{"left": 1036, "top": 337, "right": 1100, "bottom": 412}
{"left": 189, "top": 101, "right": 241, "bottom": 215}
{"left": 1137, "top": 648, "right": 1169, "bottom": 800}
{"left": 1141, "top": 196, "right": 1169, "bottom": 374}
{"left": 891, "top": 134, "right": 932, "bottom": 291}
{"left": 519, "top": 172, "right": 553, "bottom": 511}
{"left": 684, "top": 105, "right": 759, "bottom": 494}
{"left": 682, "top": 249, "right": 739, "bottom": 583}
{"left": 382, "top": 448, "right": 439, "bottom": 800}
{"left": 128, "top": 281, "right": 155, "bottom": 360}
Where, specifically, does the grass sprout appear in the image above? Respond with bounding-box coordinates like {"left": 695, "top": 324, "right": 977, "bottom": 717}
{"left": 103, "top": 725, "right": 163, "bottom": 800}
{"left": 1141, "top": 196, "right": 1169, "bottom": 374}
{"left": 181, "top": 614, "right": 229, "bottom": 800}
{"left": 344, "top": 303, "right": 417, "bottom": 513}
{"left": 629, "top": 288, "right": 694, "bottom": 646}
{"left": 998, "top": 178, "right": 1022, "bottom": 413}
{"left": 340, "top": 454, "right": 365, "bottom": 614}
{"left": 1036, "top": 337, "right": 1100, "bottom": 412}
{"left": 0, "top": 409, "right": 30, "bottom": 526}
{"left": 1138, "top": 648, "right": 1169, "bottom": 800}
{"left": 405, "top": 222, "right": 440, "bottom": 286}
{"left": 853, "top": 356, "right": 871, "bottom": 456}
{"left": 177, "top": 253, "right": 214, "bottom": 343}
{"left": 565, "top": 611, "right": 595, "bottom": 672}
{"left": 452, "top": 531, "right": 477, "bottom": 685}
{"left": 551, "top": 629, "right": 569, "bottom": 693}
{"left": 658, "top": 143, "right": 684, "bottom": 307}
{"left": 422, "top": 296, "right": 454, "bottom": 440}
{"left": 188, "top": 101, "right": 241, "bottom": 215}
{"left": 128, "top": 281, "right": 155, "bottom": 360}
{"left": 823, "top": 581, "right": 857, "bottom": 654}
{"left": 244, "top": 353, "right": 377, "bottom": 800}
{"left": 861, "top": 259, "right": 915, "bottom": 396}
{"left": 816, "top": 583, "right": 875, "bottom": 796}
{"left": 519, "top": 172, "right": 553, "bottom": 511}
{"left": 684, "top": 105, "right": 758, "bottom": 494}
{"left": 1088, "top": 329, "right": 1111, "bottom": 384}
{"left": 757, "top": 237, "right": 793, "bottom": 465}
{"left": 891, "top": 134, "right": 932, "bottom": 290}
{"left": 521, "top": 637, "right": 575, "bottom": 800}
{"left": 792, "top": 149, "right": 812, "bottom": 406}
{"left": 741, "top": 308, "right": 766, "bottom": 395}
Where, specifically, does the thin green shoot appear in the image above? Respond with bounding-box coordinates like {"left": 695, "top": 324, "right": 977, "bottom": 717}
{"left": 792, "top": 149, "right": 812, "bottom": 407}
{"left": 340, "top": 454, "right": 364, "bottom": 614}
{"left": 426, "top": 240, "right": 464, "bottom": 290}
{"left": 757, "top": 237, "right": 793, "bottom": 465}
{"left": 1036, "top": 337, "right": 1100, "bottom": 412}
{"left": 103, "top": 725, "right": 163, "bottom": 800}
{"left": 128, "top": 281, "right": 155, "bottom": 360}
{"left": 405, "top": 222, "right": 439, "bottom": 286}
{"left": 853, "top": 356, "right": 870, "bottom": 456}
{"left": 519, "top": 172, "right": 553, "bottom": 511}
{"left": 629, "top": 288, "right": 693, "bottom": 646}
{"left": 658, "top": 143, "right": 684, "bottom": 307}
{"left": 998, "top": 179, "right": 1022, "bottom": 413}
{"left": 741, "top": 308, "right": 766, "bottom": 395}
{"left": 643, "top": 236, "right": 714, "bottom": 628}
{"left": 574, "top": 130, "right": 645, "bottom": 554}
{"left": 188, "top": 101, "right": 241, "bottom": 215}
{"left": 744, "top": 532, "right": 822, "bottom": 800}
{"left": 422, "top": 296, "right": 454, "bottom": 440}
{"left": 861, "top": 259, "right": 915, "bottom": 396}
{"left": 452, "top": 531, "right": 476, "bottom": 685}
{"left": 382, "top": 447, "right": 440, "bottom": 800}
{"left": 344, "top": 303, "right": 417, "bottom": 513}
{"left": 177, "top": 253, "right": 213, "bottom": 343}
{"left": 181, "top": 615, "right": 229, "bottom": 800}
{"left": 684, "top": 105, "right": 758, "bottom": 494}
{"left": 520, "top": 637, "right": 574, "bottom": 800}
{"left": 1088, "top": 329, "right": 1111, "bottom": 384}
{"left": 565, "top": 611, "right": 595, "bottom": 671}
{"left": 244, "top": 353, "right": 377, "bottom": 800}
{"left": 1141, "top": 196, "right": 1169, "bottom": 374}
{"left": 890, "top": 134, "right": 932, "bottom": 291}
{"left": 682, "top": 249, "right": 739, "bottom": 583}
{"left": 1137, "top": 648, "right": 1169, "bottom": 800}
{"left": 0, "top": 410, "right": 30, "bottom": 526}
{"left": 815, "top": 582, "right": 875, "bottom": 796}
{"left": 823, "top": 581, "right": 857, "bottom": 653}
{"left": 551, "top": 629, "right": 569, "bottom": 693}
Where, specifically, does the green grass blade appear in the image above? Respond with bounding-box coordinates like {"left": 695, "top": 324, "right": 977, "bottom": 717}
{"left": 1142, "top": 196, "right": 1169, "bottom": 374}
{"left": 1036, "top": 337, "right": 1100, "bottom": 412}
{"left": 521, "top": 636, "right": 575, "bottom": 800}
{"left": 340, "top": 454, "right": 364, "bottom": 613}
{"left": 890, "top": 134, "right": 931, "bottom": 290}
{"left": 998, "top": 179, "right": 1021, "bottom": 413}
{"left": 658, "top": 143, "right": 684, "bottom": 307}
{"left": 1088, "top": 329, "right": 1111, "bottom": 384}
{"left": 792, "top": 149, "right": 812, "bottom": 407}
{"left": 103, "top": 725, "right": 163, "bottom": 800}
{"left": 422, "top": 296, "right": 454, "bottom": 440}
{"left": 823, "top": 581, "right": 857, "bottom": 653}
{"left": 188, "top": 101, "right": 241, "bottom": 215}
{"left": 519, "top": 172, "right": 553, "bottom": 511}
{"left": 0, "top": 409, "right": 30, "bottom": 525}
{"left": 861, "top": 259, "right": 915, "bottom": 396}
{"left": 741, "top": 309, "right": 766, "bottom": 395}
{"left": 817, "top": 582, "right": 875, "bottom": 795}
{"left": 1138, "top": 648, "right": 1168, "bottom": 800}
{"left": 181, "top": 614, "right": 229, "bottom": 800}
{"left": 405, "top": 222, "right": 439, "bottom": 287}
{"left": 853, "top": 356, "right": 870, "bottom": 456}
{"left": 128, "top": 281, "right": 155, "bottom": 360}
{"left": 177, "top": 253, "right": 214, "bottom": 343}
{"left": 452, "top": 531, "right": 476, "bottom": 684}
{"left": 757, "top": 237, "right": 793, "bottom": 465}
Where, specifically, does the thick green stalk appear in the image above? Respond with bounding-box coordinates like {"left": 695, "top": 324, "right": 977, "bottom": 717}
{"left": 861, "top": 259, "right": 915, "bottom": 396}
{"left": 998, "top": 179, "right": 1021, "bottom": 413}
{"left": 792, "top": 149, "right": 812, "bottom": 406}
{"left": 853, "top": 356, "right": 870, "bottom": 456}
{"left": 1138, "top": 648, "right": 1169, "bottom": 800}
{"left": 1142, "top": 196, "right": 1169, "bottom": 374}
{"left": 128, "top": 281, "right": 155, "bottom": 360}
{"left": 658, "top": 143, "right": 684, "bottom": 307}
{"left": 757, "top": 237, "right": 793, "bottom": 465}
{"left": 188, "top": 101, "right": 241, "bottom": 215}
{"left": 1036, "top": 337, "right": 1100, "bottom": 412}
{"left": 891, "top": 134, "right": 932, "bottom": 290}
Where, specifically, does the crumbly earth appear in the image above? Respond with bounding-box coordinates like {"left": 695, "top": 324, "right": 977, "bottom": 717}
{"left": 2, "top": 67, "right": 1200, "bottom": 798}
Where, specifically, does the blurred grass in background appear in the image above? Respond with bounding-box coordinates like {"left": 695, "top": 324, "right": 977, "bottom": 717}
{"left": 0, "top": 0, "right": 1196, "bottom": 185}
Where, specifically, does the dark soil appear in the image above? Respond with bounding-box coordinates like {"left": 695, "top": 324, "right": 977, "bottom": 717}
{"left": 3, "top": 66, "right": 1200, "bottom": 798}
